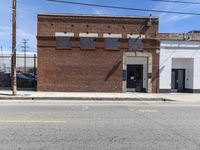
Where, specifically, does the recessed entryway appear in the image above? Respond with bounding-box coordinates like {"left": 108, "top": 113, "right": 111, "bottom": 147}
{"left": 127, "top": 65, "right": 143, "bottom": 92}
{"left": 171, "top": 58, "right": 194, "bottom": 93}
{"left": 171, "top": 69, "right": 185, "bottom": 92}
{"left": 122, "top": 52, "right": 152, "bottom": 93}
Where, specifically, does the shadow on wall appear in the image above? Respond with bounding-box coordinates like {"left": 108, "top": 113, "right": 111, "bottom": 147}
{"left": 104, "top": 60, "right": 122, "bottom": 81}
{"left": 159, "top": 65, "right": 165, "bottom": 74}
{"left": 160, "top": 49, "right": 177, "bottom": 66}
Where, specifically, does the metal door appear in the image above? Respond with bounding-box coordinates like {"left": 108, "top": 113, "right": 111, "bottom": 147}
{"left": 171, "top": 69, "right": 185, "bottom": 92}
{"left": 127, "top": 65, "right": 143, "bottom": 92}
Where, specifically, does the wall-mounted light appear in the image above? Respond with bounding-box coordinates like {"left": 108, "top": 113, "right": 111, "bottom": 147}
{"left": 147, "top": 14, "right": 152, "bottom": 27}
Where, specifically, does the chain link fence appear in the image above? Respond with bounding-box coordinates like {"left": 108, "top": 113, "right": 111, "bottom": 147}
{"left": 0, "top": 53, "right": 37, "bottom": 90}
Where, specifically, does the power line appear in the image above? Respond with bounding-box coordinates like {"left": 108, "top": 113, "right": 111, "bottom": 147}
{"left": 150, "top": 0, "right": 200, "bottom": 5}
{"left": 47, "top": 0, "right": 200, "bottom": 16}
{"left": 21, "top": 39, "right": 29, "bottom": 72}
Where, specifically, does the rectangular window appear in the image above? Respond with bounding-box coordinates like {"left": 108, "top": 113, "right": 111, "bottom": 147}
{"left": 80, "top": 37, "right": 96, "bottom": 49}
{"left": 105, "top": 38, "right": 120, "bottom": 50}
{"left": 56, "top": 36, "right": 72, "bottom": 49}
{"left": 128, "top": 38, "right": 143, "bottom": 51}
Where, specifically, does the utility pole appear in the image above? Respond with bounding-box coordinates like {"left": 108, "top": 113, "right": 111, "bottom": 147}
{"left": 12, "top": 0, "right": 17, "bottom": 95}
{"left": 21, "top": 39, "right": 29, "bottom": 72}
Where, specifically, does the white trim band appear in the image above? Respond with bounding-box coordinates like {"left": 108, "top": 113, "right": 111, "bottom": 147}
{"left": 127, "top": 34, "right": 145, "bottom": 39}
{"left": 79, "top": 33, "right": 98, "bottom": 37}
{"left": 103, "top": 33, "right": 122, "bottom": 38}
{"left": 55, "top": 32, "right": 74, "bottom": 37}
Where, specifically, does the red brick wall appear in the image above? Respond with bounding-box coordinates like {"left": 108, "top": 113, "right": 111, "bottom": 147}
{"left": 37, "top": 14, "right": 159, "bottom": 92}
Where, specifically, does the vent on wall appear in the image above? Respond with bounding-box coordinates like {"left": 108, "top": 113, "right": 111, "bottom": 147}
{"left": 80, "top": 37, "right": 96, "bottom": 49}
{"left": 56, "top": 37, "right": 72, "bottom": 49}
{"left": 104, "top": 38, "right": 120, "bottom": 50}
{"left": 128, "top": 38, "right": 143, "bottom": 51}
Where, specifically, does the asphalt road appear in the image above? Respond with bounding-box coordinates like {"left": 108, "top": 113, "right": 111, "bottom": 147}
{"left": 0, "top": 100, "right": 200, "bottom": 150}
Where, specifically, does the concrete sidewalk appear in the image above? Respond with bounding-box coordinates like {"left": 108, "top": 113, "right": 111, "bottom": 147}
{"left": 0, "top": 90, "right": 200, "bottom": 102}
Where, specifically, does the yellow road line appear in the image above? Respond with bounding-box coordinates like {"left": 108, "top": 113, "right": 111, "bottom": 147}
{"left": 0, "top": 120, "right": 65, "bottom": 123}
{"left": 138, "top": 109, "right": 159, "bottom": 113}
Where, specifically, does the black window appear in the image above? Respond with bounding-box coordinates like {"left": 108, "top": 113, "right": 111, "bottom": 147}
{"left": 105, "top": 38, "right": 120, "bottom": 50}
{"left": 80, "top": 37, "right": 96, "bottom": 49}
{"left": 128, "top": 38, "right": 143, "bottom": 51}
{"left": 56, "top": 36, "right": 72, "bottom": 49}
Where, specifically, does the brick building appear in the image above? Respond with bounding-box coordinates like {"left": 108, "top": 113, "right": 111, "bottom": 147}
{"left": 37, "top": 14, "right": 160, "bottom": 93}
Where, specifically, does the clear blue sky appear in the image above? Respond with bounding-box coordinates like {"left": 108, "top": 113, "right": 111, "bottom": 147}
{"left": 0, "top": 0, "right": 200, "bottom": 53}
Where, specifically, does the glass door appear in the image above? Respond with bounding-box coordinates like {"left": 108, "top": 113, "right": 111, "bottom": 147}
{"left": 171, "top": 69, "right": 185, "bottom": 92}
{"left": 127, "top": 65, "right": 143, "bottom": 92}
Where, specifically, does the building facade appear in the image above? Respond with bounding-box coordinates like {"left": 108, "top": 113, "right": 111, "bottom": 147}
{"left": 37, "top": 14, "right": 160, "bottom": 92}
{"left": 159, "top": 33, "right": 200, "bottom": 93}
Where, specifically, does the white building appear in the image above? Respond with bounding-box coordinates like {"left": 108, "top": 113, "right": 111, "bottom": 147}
{"left": 159, "top": 33, "right": 200, "bottom": 93}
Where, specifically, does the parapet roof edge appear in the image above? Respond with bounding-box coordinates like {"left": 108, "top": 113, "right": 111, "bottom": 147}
{"left": 38, "top": 13, "right": 159, "bottom": 19}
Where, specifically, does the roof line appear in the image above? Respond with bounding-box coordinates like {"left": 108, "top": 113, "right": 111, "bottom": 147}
{"left": 38, "top": 13, "right": 159, "bottom": 19}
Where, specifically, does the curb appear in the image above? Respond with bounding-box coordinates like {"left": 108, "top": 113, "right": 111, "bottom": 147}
{"left": 0, "top": 96, "right": 175, "bottom": 101}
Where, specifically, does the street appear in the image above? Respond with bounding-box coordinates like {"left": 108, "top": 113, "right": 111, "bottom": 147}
{"left": 0, "top": 100, "right": 200, "bottom": 150}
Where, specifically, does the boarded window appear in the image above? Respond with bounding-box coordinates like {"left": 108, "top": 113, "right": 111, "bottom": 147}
{"left": 56, "top": 37, "right": 72, "bottom": 49}
{"left": 105, "top": 38, "right": 120, "bottom": 50}
{"left": 128, "top": 38, "right": 143, "bottom": 51}
{"left": 80, "top": 37, "right": 96, "bottom": 49}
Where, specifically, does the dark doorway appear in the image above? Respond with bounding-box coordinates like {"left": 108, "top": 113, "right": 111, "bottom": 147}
{"left": 171, "top": 69, "right": 185, "bottom": 92}
{"left": 127, "top": 65, "right": 143, "bottom": 92}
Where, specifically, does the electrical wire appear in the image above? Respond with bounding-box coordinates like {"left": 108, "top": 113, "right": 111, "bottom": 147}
{"left": 47, "top": 0, "right": 200, "bottom": 16}
{"left": 151, "top": 0, "right": 200, "bottom": 5}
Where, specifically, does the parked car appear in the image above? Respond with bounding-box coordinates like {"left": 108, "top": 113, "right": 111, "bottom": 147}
{"left": 17, "top": 73, "right": 33, "bottom": 81}
{"left": 0, "top": 73, "right": 11, "bottom": 87}
{"left": 17, "top": 73, "right": 35, "bottom": 87}
{"left": 21, "top": 73, "right": 36, "bottom": 80}
{"left": 0, "top": 72, "right": 36, "bottom": 88}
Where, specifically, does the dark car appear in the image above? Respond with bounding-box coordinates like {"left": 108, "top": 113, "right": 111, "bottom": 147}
{"left": 17, "top": 73, "right": 33, "bottom": 81}
{"left": 17, "top": 73, "right": 35, "bottom": 87}
{"left": 21, "top": 73, "right": 36, "bottom": 80}
{"left": 0, "top": 73, "right": 11, "bottom": 87}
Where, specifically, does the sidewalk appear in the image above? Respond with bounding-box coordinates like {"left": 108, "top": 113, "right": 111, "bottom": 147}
{"left": 1, "top": 90, "right": 200, "bottom": 102}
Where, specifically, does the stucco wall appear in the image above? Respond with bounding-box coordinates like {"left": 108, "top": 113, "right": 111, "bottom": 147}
{"left": 160, "top": 40, "right": 200, "bottom": 92}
